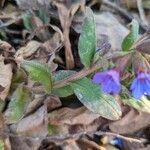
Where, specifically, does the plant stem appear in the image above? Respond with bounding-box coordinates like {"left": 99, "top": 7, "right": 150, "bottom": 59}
{"left": 53, "top": 63, "right": 101, "bottom": 89}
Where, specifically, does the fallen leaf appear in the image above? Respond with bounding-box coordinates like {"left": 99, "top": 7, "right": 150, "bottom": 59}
{"left": 48, "top": 106, "right": 100, "bottom": 125}
{"left": 10, "top": 135, "right": 42, "bottom": 150}
{"left": 25, "top": 94, "right": 45, "bottom": 115}
{"left": 16, "top": 106, "right": 48, "bottom": 137}
{"left": 44, "top": 95, "right": 62, "bottom": 112}
{"left": 53, "top": 0, "right": 85, "bottom": 69}
{"left": 0, "top": 56, "right": 12, "bottom": 101}
{"left": 109, "top": 109, "right": 150, "bottom": 134}
{"left": 15, "top": 0, "right": 49, "bottom": 10}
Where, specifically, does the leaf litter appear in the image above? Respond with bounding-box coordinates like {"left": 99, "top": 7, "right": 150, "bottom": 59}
{"left": 0, "top": 0, "right": 150, "bottom": 150}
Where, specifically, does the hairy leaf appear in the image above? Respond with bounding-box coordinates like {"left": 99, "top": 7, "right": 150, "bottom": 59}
{"left": 78, "top": 7, "right": 96, "bottom": 67}
{"left": 52, "top": 70, "right": 75, "bottom": 97}
{"left": 21, "top": 60, "right": 52, "bottom": 93}
{"left": 122, "top": 19, "right": 139, "bottom": 51}
{"left": 71, "top": 78, "right": 122, "bottom": 120}
{"left": 4, "top": 85, "right": 31, "bottom": 124}
{"left": 23, "top": 14, "right": 33, "bottom": 31}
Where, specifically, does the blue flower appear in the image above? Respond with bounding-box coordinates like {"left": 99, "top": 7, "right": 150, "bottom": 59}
{"left": 130, "top": 72, "right": 150, "bottom": 99}
{"left": 110, "top": 138, "right": 124, "bottom": 148}
{"left": 93, "top": 69, "right": 121, "bottom": 94}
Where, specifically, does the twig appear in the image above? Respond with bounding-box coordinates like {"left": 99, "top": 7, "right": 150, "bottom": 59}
{"left": 137, "top": 0, "right": 148, "bottom": 26}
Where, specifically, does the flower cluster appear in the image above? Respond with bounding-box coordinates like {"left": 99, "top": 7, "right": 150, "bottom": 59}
{"left": 93, "top": 70, "right": 150, "bottom": 100}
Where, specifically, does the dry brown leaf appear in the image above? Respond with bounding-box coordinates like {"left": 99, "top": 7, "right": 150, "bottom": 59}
{"left": 16, "top": 106, "right": 48, "bottom": 137}
{"left": 0, "top": 40, "right": 15, "bottom": 58}
{"left": 31, "top": 16, "right": 51, "bottom": 41}
{"left": 25, "top": 94, "right": 45, "bottom": 116}
{"left": 15, "top": 40, "right": 42, "bottom": 59}
{"left": 44, "top": 95, "right": 62, "bottom": 112}
{"left": 53, "top": 0, "right": 85, "bottom": 69}
{"left": 10, "top": 135, "right": 42, "bottom": 150}
{"left": 109, "top": 109, "right": 150, "bottom": 134}
{"left": 0, "top": 56, "right": 12, "bottom": 101}
{"left": 15, "top": 0, "right": 49, "bottom": 10}
{"left": 48, "top": 106, "right": 100, "bottom": 125}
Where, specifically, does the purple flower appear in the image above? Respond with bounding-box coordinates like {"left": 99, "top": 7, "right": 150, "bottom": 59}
{"left": 93, "top": 69, "right": 121, "bottom": 94}
{"left": 130, "top": 72, "right": 150, "bottom": 99}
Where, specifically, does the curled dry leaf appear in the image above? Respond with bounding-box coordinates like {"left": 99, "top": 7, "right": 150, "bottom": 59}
{"left": 15, "top": 40, "right": 42, "bottom": 59}
{"left": 0, "top": 56, "right": 12, "bottom": 101}
{"left": 53, "top": 0, "right": 85, "bottom": 69}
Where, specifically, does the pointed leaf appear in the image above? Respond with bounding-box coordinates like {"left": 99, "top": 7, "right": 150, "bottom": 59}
{"left": 4, "top": 85, "right": 31, "bottom": 124}
{"left": 21, "top": 60, "right": 52, "bottom": 93}
{"left": 78, "top": 7, "right": 96, "bottom": 67}
{"left": 71, "top": 78, "right": 122, "bottom": 120}
{"left": 122, "top": 19, "right": 139, "bottom": 51}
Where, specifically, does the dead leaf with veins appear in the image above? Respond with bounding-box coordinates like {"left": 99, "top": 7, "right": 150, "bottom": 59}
{"left": 0, "top": 56, "right": 12, "bottom": 101}
{"left": 16, "top": 106, "right": 48, "bottom": 137}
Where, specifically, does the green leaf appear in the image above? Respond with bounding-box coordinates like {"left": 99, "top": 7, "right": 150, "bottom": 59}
{"left": 78, "top": 7, "right": 96, "bottom": 67}
{"left": 122, "top": 96, "right": 150, "bottom": 113}
{"left": 122, "top": 19, "right": 139, "bottom": 51}
{"left": 23, "top": 14, "right": 33, "bottom": 31}
{"left": 21, "top": 60, "right": 52, "bottom": 93}
{"left": 37, "top": 9, "right": 50, "bottom": 24}
{"left": 4, "top": 85, "right": 31, "bottom": 124}
{"left": 0, "top": 139, "right": 4, "bottom": 150}
{"left": 71, "top": 78, "right": 122, "bottom": 120}
{"left": 52, "top": 70, "right": 75, "bottom": 97}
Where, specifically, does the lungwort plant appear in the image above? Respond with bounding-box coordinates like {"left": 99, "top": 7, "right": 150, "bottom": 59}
{"left": 14, "top": 7, "right": 150, "bottom": 121}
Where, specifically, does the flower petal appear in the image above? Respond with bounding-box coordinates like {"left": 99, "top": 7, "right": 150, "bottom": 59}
{"left": 108, "top": 70, "right": 120, "bottom": 85}
{"left": 102, "top": 79, "right": 113, "bottom": 93}
{"left": 130, "top": 78, "right": 138, "bottom": 90}
{"left": 143, "top": 79, "right": 150, "bottom": 96}
{"left": 132, "top": 81, "right": 143, "bottom": 100}
{"left": 93, "top": 72, "right": 106, "bottom": 84}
